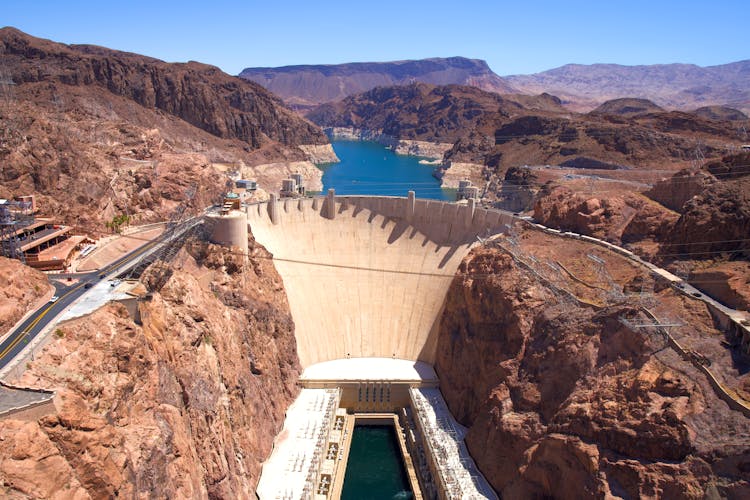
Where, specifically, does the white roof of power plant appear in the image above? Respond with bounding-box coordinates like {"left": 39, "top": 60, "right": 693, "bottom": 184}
{"left": 256, "top": 388, "right": 340, "bottom": 500}
{"left": 300, "top": 357, "right": 438, "bottom": 382}
{"left": 410, "top": 387, "right": 498, "bottom": 499}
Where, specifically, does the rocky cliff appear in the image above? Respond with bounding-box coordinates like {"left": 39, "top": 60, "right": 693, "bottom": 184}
{"left": 643, "top": 153, "right": 750, "bottom": 260}
{"left": 1, "top": 27, "right": 326, "bottom": 148}
{"left": 533, "top": 185, "right": 680, "bottom": 246}
{"left": 435, "top": 236, "right": 750, "bottom": 498}
{"left": 239, "top": 57, "right": 517, "bottom": 108}
{"left": 307, "top": 83, "right": 526, "bottom": 144}
{"left": 310, "top": 82, "right": 744, "bottom": 179}
{"left": 0, "top": 256, "right": 51, "bottom": 335}
{"left": 0, "top": 239, "right": 301, "bottom": 498}
{"left": 0, "top": 27, "right": 329, "bottom": 229}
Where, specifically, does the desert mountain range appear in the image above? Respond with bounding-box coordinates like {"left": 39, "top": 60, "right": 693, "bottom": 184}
{"left": 0, "top": 27, "right": 329, "bottom": 229}
{"left": 239, "top": 57, "right": 516, "bottom": 109}
{"left": 241, "top": 57, "right": 750, "bottom": 114}
{"left": 1, "top": 27, "right": 750, "bottom": 500}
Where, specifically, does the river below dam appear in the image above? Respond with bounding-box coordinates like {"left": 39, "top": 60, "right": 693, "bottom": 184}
{"left": 341, "top": 425, "right": 414, "bottom": 500}
{"left": 320, "top": 140, "right": 454, "bottom": 200}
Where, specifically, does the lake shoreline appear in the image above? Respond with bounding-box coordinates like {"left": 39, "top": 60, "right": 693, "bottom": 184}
{"left": 319, "top": 140, "right": 454, "bottom": 201}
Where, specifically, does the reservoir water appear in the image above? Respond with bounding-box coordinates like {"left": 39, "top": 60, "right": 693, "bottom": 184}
{"left": 341, "top": 425, "right": 414, "bottom": 500}
{"left": 320, "top": 140, "right": 454, "bottom": 200}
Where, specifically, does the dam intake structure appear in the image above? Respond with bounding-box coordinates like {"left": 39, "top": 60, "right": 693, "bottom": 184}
{"left": 247, "top": 191, "right": 511, "bottom": 499}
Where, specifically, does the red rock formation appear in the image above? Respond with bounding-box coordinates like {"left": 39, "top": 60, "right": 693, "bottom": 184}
{"left": 0, "top": 27, "right": 326, "bottom": 148}
{"left": 645, "top": 167, "right": 714, "bottom": 212}
{"left": 435, "top": 244, "right": 750, "bottom": 498}
{"left": 0, "top": 27, "right": 329, "bottom": 229}
{"left": 669, "top": 174, "right": 750, "bottom": 259}
{"left": 688, "top": 262, "right": 750, "bottom": 311}
{"left": 532, "top": 185, "right": 679, "bottom": 245}
{"left": 0, "top": 256, "right": 51, "bottom": 334}
{"left": 0, "top": 239, "right": 300, "bottom": 498}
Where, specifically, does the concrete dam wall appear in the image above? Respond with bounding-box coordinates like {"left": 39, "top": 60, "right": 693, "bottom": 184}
{"left": 246, "top": 193, "right": 515, "bottom": 368}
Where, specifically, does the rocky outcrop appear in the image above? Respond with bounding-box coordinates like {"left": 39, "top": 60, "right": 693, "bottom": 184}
{"left": 688, "top": 262, "right": 750, "bottom": 311}
{"left": 590, "top": 98, "right": 664, "bottom": 117}
{"left": 433, "top": 161, "right": 485, "bottom": 188}
{"left": 645, "top": 168, "right": 715, "bottom": 211}
{"left": 0, "top": 27, "right": 327, "bottom": 148}
{"left": 0, "top": 240, "right": 301, "bottom": 498}
{"left": 435, "top": 244, "right": 750, "bottom": 498}
{"left": 669, "top": 177, "right": 750, "bottom": 259}
{"left": 533, "top": 185, "right": 679, "bottom": 245}
{"left": 297, "top": 144, "right": 339, "bottom": 164}
{"left": 308, "top": 83, "right": 523, "bottom": 145}
{"left": 664, "top": 154, "right": 750, "bottom": 260}
{"left": 494, "top": 166, "right": 538, "bottom": 212}
{"left": 251, "top": 160, "right": 324, "bottom": 192}
{"left": 0, "top": 256, "right": 51, "bottom": 335}
{"left": 393, "top": 140, "right": 453, "bottom": 160}
{"left": 240, "top": 57, "right": 517, "bottom": 108}
{"left": 693, "top": 106, "right": 748, "bottom": 121}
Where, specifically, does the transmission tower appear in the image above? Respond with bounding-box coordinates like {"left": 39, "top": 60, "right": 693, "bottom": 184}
{"left": 738, "top": 125, "right": 748, "bottom": 142}
{"left": 691, "top": 144, "right": 706, "bottom": 171}
{"left": 586, "top": 253, "right": 625, "bottom": 302}
{"left": 125, "top": 185, "right": 200, "bottom": 291}
{"left": 619, "top": 312, "right": 682, "bottom": 349}
{"left": 0, "top": 61, "right": 15, "bottom": 107}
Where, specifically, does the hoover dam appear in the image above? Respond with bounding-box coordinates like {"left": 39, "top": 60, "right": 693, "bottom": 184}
{"left": 218, "top": 191, "right": 514, "bottom": 498}
{"left": 247, "top": 190, "right": 514, "bottom": 367}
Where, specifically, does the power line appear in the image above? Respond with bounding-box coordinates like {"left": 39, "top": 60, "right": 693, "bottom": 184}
{"left": 56, "top": 219, "right": 747, "bottom": 284}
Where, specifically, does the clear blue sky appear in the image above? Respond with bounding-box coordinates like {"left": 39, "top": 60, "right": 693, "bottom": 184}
{"left": 3, "top": 0, "right": 748, "bottom": 75}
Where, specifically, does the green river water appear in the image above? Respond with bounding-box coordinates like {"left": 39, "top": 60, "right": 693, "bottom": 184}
{"left": 341, "top": 425, "right": 414, "bottom": 500}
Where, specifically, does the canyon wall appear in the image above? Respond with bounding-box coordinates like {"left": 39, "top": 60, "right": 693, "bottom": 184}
{"left": 325, "top": 127, "right": 453, "bottom": 160}
{"left": 435, "top": 242, "right": 750, "bottom": 498}
{"left": 0, "top": 28, "right": 331, "bottom": 228}
{"left": 0, "top": 241, "right": 300, "bottom": 498}
{"left": 0, "top": 257, "right": 52, "bottom": 335}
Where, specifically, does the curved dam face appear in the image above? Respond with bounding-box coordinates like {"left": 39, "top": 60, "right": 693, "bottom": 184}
{"left": 247, "top": 193, "right": 514, "bottom": 368}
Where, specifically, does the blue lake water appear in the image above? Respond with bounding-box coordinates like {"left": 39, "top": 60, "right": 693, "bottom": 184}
{"left": 319, "top": 140, "right": 454, "bottom": 200}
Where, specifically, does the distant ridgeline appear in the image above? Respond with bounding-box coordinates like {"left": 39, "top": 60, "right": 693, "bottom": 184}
{"left": 238, "top": 57, "right": 517, "bottom": 108}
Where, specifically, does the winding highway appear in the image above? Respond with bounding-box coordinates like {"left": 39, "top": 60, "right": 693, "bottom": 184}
{"left": 0, "top": 237, "right": 160, "bottom": 371}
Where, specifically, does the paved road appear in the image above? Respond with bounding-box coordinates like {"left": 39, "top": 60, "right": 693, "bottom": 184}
{"left": 0, "top": 383, "right": 53, "bottom": 412}
{"left": 0, "top": 237, "right": 159, "bottom": 371}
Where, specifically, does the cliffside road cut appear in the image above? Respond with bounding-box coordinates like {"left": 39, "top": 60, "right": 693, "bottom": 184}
{"left": 0, "top": 227, "right": 177, "bottom": 373}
